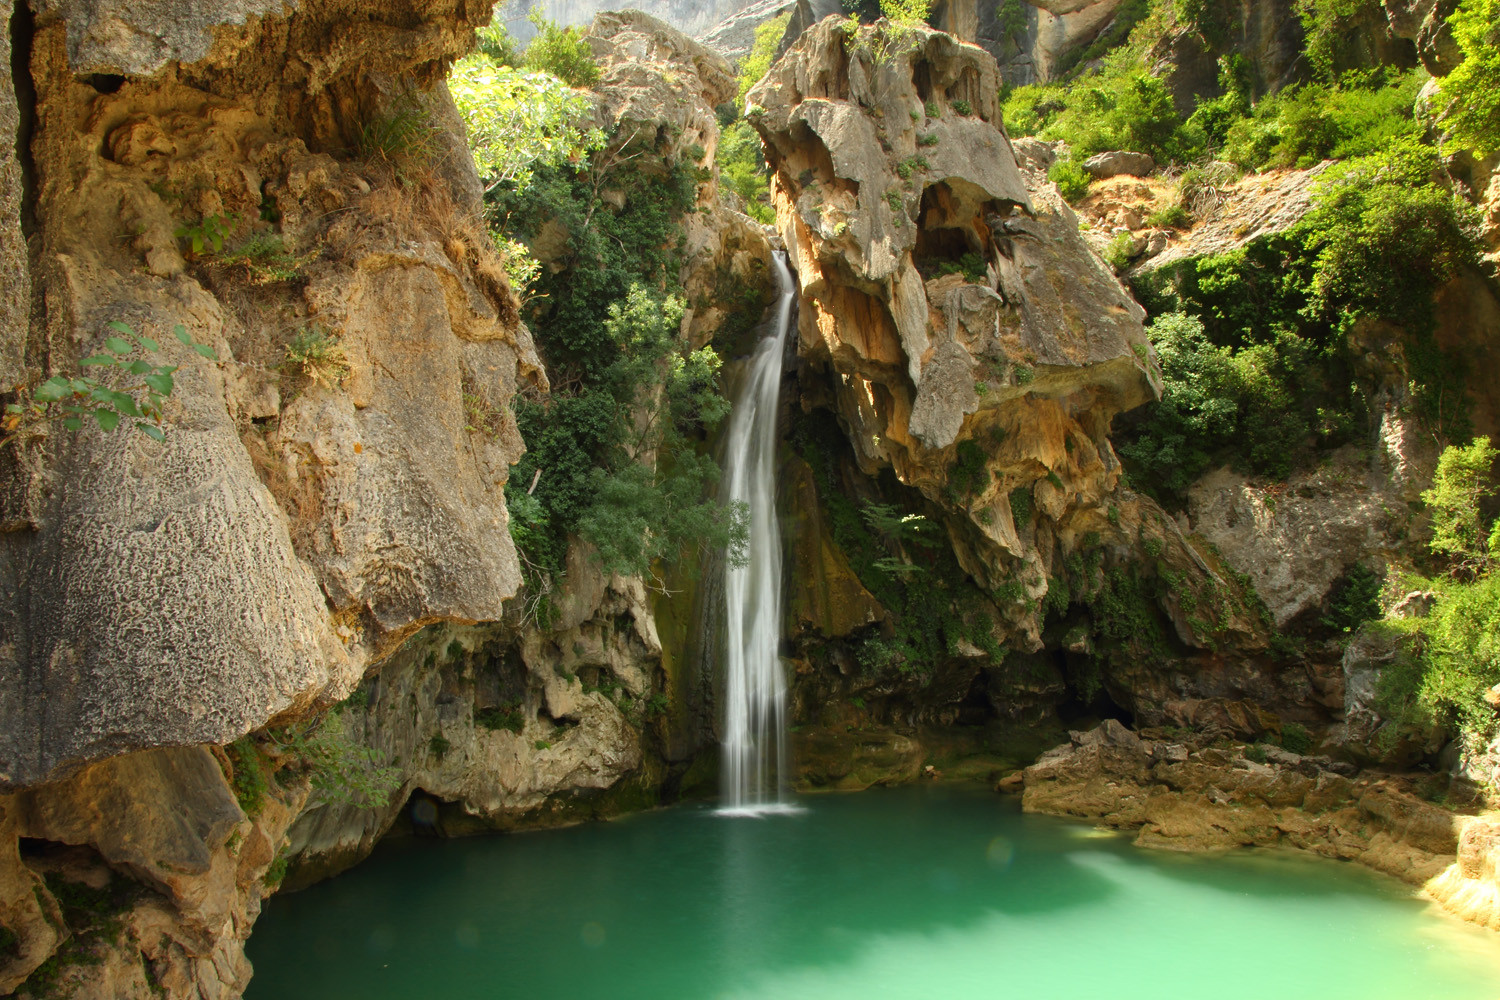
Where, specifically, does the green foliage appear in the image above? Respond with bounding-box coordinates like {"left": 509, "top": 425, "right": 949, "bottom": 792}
{"left": 1009, "top": 485, "right": 1033, "bottom": 524}
{"left": 795, "top": 414, "right": 1003, "bottom": 679}
{"left": 5, "top": 321, "right": 215, "bottom": 447}
{"left": 282, "top": 326, "right": 350, "bottom": 388}
{"left": 224, "top": 737, "right": 271, "bottom": 817}
{"left": 358, "top": 98, "right": 439, "bottom": 183}
{"left": 1301, "top": 140, "right": 1480, "bottom": 332}
{"left": 522, "top": 10, "right": 600, "bottom": 89}
{"left": 879, "top": 0, "right": 932, "bottom": 23}
{"left": 174, "top": 213, "right": 235, "bottom": 256}
{"left": 1103, "top": 231, "right": 1135, "bottom": 272}
{"left": 263, "top": 851, "right": 290, "bottom": 889}
{"left": 428, "top": 734, "right": 452, "bottom": 759}
{"left": 1279, "top": 721, "right": 1313, "bottom": 754}
{"left": 476, "top": 703, "right": 524, "bottom": 733}
{"left": 1004, "top": 55, "right": 1200, "bottom": 164}
{"left": 1146, "top": 203, "right": 1191, "bottom": 229}
{"left": 947, "top": 439, "right": 991, "bottom": 502}
{"left": 475, "top": 20, "right": 521, "bottom": 65}
{"left": 952, "top": 99, "right": 973, "bottom": 116}
{"left": 886, "top": 188, "right": 906, "bottom": 212}
{"left": 1116, "top": 310, "right": 1358, "bottom": 501}
{"left": 269, "top": 712, "right": 402, "bottom": 808}
{"left": 738, "top": 12, "right": 791, "bottom": 102}
{"left": 1220, "top": 69, "right": 1425, "bottom": 171}
{"left": 450, "top": 59, "right": 604, "bottom": 194}
{"left": 719, "top": 119, "right": 775, "bottom": 224}
{"left": 1421, "top": 436, "right": 1498, "bottom": 564}
{"left": 492, "top": 149, "right": 749, "bottom": 587}
{"left": 1245, "top": 742, "right": 1268, "bottom": 763}
{"left": 1321, "top": 563, "right": 1383, "bottom": 633}
{"left": 208, "top": 231, "right": 314, "bottom": 284}
{"left": 1296, "top": 0, "right": 1384, "bottom": 79}
{"left": 1438, "top": 0, "right": 1500, "bottom": 155}
{"left": 1048, "top": 159, "right": 1091, "bottom": 202}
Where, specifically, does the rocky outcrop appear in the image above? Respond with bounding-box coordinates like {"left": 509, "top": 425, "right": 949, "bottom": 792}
{"left": 1133, "top": 162, "right": 1332, "bottom": 273}
{"left": 1019, "top": 721, "right": 1500, "bottom": 930}
{"left": 702, "top": 0, "right": 796, "bottom": 61}
{"left": 505, "top": 0, "right": 759, "bottom": 40}
{"left": 1185, "top": 451, "right": 1407, "bottom": 629}
{"left": 1, "top": 0, "right": 538, "bottom": 790}
{"left": 0, "top": 746, "right": 302, "bottom": 998}
{"left": 749, "top": 18, "right": 1154, "bottom": 538}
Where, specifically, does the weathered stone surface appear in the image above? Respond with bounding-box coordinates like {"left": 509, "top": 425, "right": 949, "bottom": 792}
{"left": 794, "top": 725, "right": 925, "bottom": 790}
{"left": 701, "top": 0, "right": 795, "bottom": 60}
{"left": 0, "top": 746, "right": 305, "bottom": 998}
{"left": 1082, "top": 150, "right": 1155, "bottom": 179}
{"left": 1022, "top": 722, "right": 1483, "bottom": 915}
{"left": 782, "top": 457, "right": 886, "bottom": 639}
{"left": 0, "top": 19, "right": 25, "bottom": 391}
{"left": 1137, "top": 162, "right": 1333, "bottom": 273}
{"left": 0, "top": 2, "right": 537, "bottom": 788}
{"left": 31, "top": 0, "right": 292, "bottom": 75}
{"left": 1185, "top": 452, "right": 1404, "bottom": 628}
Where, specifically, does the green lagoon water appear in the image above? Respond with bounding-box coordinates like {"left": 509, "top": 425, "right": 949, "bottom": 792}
{"left": 247, "top": 785, "right": 1500, "bottom": 1000}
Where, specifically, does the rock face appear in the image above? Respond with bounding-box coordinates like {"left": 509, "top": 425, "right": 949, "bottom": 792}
{"left": 1021, "top": 721, "right": 1498, "bottom": 929}
{"left": 749, "top": 18, "right": 1154, "bottom": 525}
{"left": 702, "top": 0, "right": 797, "bottom": 61}
{"left": 0, "top": 746, "right": 303, "bottom": 998}
{"left": 0, "top": 0, "right": 539, "bottom": 789}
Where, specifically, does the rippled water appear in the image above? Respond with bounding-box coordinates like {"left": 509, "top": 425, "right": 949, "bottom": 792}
{"left": 247, "top": 785, "right": 1500, "bottom": 1000}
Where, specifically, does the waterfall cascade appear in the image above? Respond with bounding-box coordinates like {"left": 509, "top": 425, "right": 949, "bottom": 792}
{"left": 718, "top": 251, "right": 798, "bottom": 815}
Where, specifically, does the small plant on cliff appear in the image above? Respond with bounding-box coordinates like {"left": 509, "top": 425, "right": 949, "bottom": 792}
{"left": 282, "top": 326, "right": 351, "bottom": 388}
{"left": 269, "top": 712, "right": 401, "bottom": 809}
{"left": 1103, "top": 232, "right": 1136, "bottom": 272}
{"left": 1279, "top": 722, "right": 1313, "bottom": 754}
{"left": 208, "top": 231, "right": 315, "bottom": 284}
{"left": 1421, "top": 435, "right": 1498, "bottom": 572}
{"left": 359, "top": 96, "right": 441, "bottom": 186}
{"left": 1048, "top": 159, "right": 1090, "bottom": 203}
{"left": 174, "top": 213, "right": 235, "bottom": 256}
{"left": 2, "top": 322, "right": 216, "bottom": 449}
{"left": 475, "top": 703, "right": 525, "bottom": 733}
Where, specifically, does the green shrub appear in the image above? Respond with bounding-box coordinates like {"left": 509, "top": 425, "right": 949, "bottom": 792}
{"left": 1103, "top": 231, "right": 1135, "bottom": 272}
{"left": 358, "top": 99, "right": 439, "bottom": 181}
{"left": 1009, "top": 485, "right": 1034, "bottom": 524}
{"left": 282, "top": 326, "right": 350, "bottom": 388}
{"left": 1245, "top": 742, "right": 1268, "bottom": 763}
{"left": 263, "top": 851, "right": 290, "bottom": 889}
{"left": 522, "top": 10, "right": 600, "bottom": 88}
{"left": 1421, "top": 436, "right": 1499, "bottom": 564}
{"left": 1220, "top": 69, "right": 1425, "bottom": 171}
{"left": 1321, "top": 563, "right": 1383, "bottom": 634}
{"left": 268, "top": 712, "right": 402, "bottom": 808}
{"left": 1439, "top": 0, "right": 1500, "bottom": 155}
{"left": 1145, "top": 204, "right": 1191, "bottom": 229}
{"left": 1279, "top": 721, "right": 1313, "bottom": 754}
{"left": 720, "top": 119, "right": 775, "bottom": 223}
{"left": 1048, "top": 159, "right": 1091, "bottom": 202}
{"left": 475, "top": 703, "right": 524, "bottom": 733}
{"left": 952, "top": 99, "right": 972, "bottom": 116}
{"left": 224, "top": 737, "right": 271, "bottom": 817}
{"left": 428, "top": 734, "right": 452, "bottom": 759}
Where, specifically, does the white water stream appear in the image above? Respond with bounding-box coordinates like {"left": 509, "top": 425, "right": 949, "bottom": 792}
{"left": 719, "top": 251, "right": 797, "bottom": 815}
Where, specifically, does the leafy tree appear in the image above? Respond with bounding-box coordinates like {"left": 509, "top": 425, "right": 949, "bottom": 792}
{"left": 737, "top": 12, "right": 791, "bottom": 103}
{"left": 880, "top": 0, "right": 933, "bottom": 24}
{"left": 720, "top": 119, "right": 774, "bottom": 223}
{"left": 1438, "top": 0, "right": 1500, "bottom": 155}
{"left": 1422, "top": 435, "right": 1499, "bottom": 564}
{"left": 522, "top": 9, "right": 600, "bottom": 89}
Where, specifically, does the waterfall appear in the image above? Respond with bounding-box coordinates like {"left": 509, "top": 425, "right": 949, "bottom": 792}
{"left": 718, "top": 250, "right": 797, "bottom": 816}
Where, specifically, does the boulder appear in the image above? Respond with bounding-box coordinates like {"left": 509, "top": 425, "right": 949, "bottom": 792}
{"left": 1082, "top": 150, "right": 1156, "bottom": 179}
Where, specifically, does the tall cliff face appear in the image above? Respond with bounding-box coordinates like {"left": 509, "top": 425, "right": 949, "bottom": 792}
{"left": 1, "top": 0, "right": 541, "bottom": 792}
